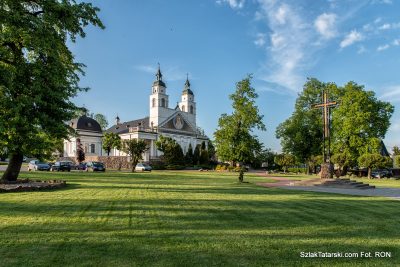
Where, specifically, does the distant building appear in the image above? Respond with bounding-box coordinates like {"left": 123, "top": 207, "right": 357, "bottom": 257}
{"left": 63, "top": 65, "right": 208, "bottom": 161}
{"left": 106, "top": 65, "right": 208, "bottom": 161}
{"left": 63, "top": 115, "right": 103, "bottom": 157}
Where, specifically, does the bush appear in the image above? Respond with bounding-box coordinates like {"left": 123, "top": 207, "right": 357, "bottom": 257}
{"left": 287, "top": 167, "right": 307, "bottom": 174}
{"left": 151, "top": 164, "right": 166, "bottom": 170}
{"left": 165, "top": 164, "right": 185, "bottom": 170}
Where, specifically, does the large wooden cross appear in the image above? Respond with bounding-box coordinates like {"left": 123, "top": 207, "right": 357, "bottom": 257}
{"left": 312, "top": 90, "right": 337, "bottom": 163}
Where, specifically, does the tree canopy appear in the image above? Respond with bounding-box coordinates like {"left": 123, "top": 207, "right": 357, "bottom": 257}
{"left": 155, "top": 135, "right": 184, "bottom": 165}
{"left": 121, "top": 139, "right": 148, "bottom": 172}
{"left": 0, "top": 0, "right": 104, "bottom": 181}
{"left": 276, "top": 78, "right": 394, "bottom": 173}
{"left": 102, "top": 132, "right": 121, "bottom": 156}
{"left": 214, "top": 75, "right": 265, "bottom": 182}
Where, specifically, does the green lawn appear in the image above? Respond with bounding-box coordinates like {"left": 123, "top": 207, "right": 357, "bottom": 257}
{"left": 0, "top": 171, "right": 399, "bottom": 266}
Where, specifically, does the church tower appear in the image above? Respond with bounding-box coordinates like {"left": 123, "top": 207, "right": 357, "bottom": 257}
{"left": 179, "top": 74, "right": 196, "bottom": 127}
{"left": 149, "top": 64, "right": 170, "bottom": 127}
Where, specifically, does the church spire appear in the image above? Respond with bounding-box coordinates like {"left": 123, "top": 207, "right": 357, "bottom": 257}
{"left": 153, "top": 63, "right": 166, "bottom": 87}
{"left": 156, "top": 62, "right": 162, "bottom": 81}
{"left": 182, "top": 73, "right": 193, "bottom": 95}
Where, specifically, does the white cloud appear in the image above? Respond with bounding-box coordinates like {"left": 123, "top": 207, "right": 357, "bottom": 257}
{"left": 357, "top": 45, "right": 367, "bottom": 54}
{"left": 393, "top": 39, "right": 400, "bottom": 46}
{"left": 216, "top": 0, "right": 245, "bottom": 9}
{"left": 380, "top": 85, "right": 400, "bottom": 102}
{"left": 135, "top": 65, "right": 156, "bottom": 73}
{"left": 255, "top": 1, "right": 309, "bottom": 92}
{"left": 135, "top": 65, "right": 189, "bottom": 82}
{"left": 340, "top": 30, "right": 364, "bottom": 48}
{"left": 254, "top": 33, "right": 266, "bottom": 47}
{"left": 377, "top": 44, "right": 390, "bottom": 51}
{"left": 378, "top": 23, "right": 391, "bottom": 30}
{"left": 314, "top": 13, "right": 337, "bottom": 39}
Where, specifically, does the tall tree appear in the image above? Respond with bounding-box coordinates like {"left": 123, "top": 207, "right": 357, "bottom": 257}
{"left": 76, "top": 138, "right": 85, "bottom": 164}
{"left": 276, "top": 78, "right": 328, "bottom": 171}
{"left": 331, "top": 82, "right": 394, "bottom": 166}
{"left": 155, "top": 135, "right": 184, "bottom": 165}
{"left": 121, "top": 139, "right": 148, "bottom": 172}
{"left": 185, "top": 143, "right": 194, "bottom": 165}
{"left": 102, "top": 132, "right": 121, "bottom": 156}
{"left": 214, "top": 75, "right": 265, "bottom": 182}
{"left": 0, "top": 1, "right": 104, "bottom": 181}
{"left": 207, "top": 140, "right": 216, "bottom": 161}
{"left": 94, "top": 113, "right": 108, "bottom": 130}
{"left": 193, "top": 144, "right": 200, "bottom": 165}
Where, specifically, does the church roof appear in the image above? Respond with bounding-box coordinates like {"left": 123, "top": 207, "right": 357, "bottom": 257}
{"left": 182, "top": 75, "right": 193, "bottom": 95}
{"left": 106, "top": 117, "right": 150, "bottom": 134}
{"left": 153, "top": 64, "right": 166, "bottom": 87}
{"left": 70, "top": 115, "right": 102, "bottom": 133}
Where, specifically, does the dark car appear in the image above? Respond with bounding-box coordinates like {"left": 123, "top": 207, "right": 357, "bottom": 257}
{"left": 371, "top": 169, "right": 392, "bottom": 179}
{"left": 50, "top": 161, "right": 71, "bottom": 172}
{"left": 86, "top": 161, "right": 105, "bottom": 172}
{"left": 28, "top": 160, "right": 51, "bottom": 171}
{"left": 76, "top": 162, "right": 87, "bottom": 170}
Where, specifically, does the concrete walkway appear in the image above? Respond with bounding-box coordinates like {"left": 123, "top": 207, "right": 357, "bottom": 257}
{"left": 257, "top": 173, "right": 400, "bottom": 200}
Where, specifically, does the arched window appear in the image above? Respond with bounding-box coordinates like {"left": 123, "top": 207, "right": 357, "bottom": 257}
{"left": 190, "top": 105, "right": 194, "bottom": 114}
{"left": 182, "top": 105, "right": 185, "bottom": 112}
{"left": 152, "top": 98, "right": 156, "bottom": 107}
{"left": 90, "top": 144, "right": 95, "bottom": 153}
{"left": 161, "top": 98, "right": 166, "bottom": 107}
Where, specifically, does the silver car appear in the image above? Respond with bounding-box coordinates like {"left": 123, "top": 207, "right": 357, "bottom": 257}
{"left": 135, "top": 163, "right": 152, "bottom": 172}
{"left": 28, "top": 160, "right": 50, "bottom": 171}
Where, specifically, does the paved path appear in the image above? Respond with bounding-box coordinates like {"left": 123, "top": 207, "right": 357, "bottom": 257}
{"left": 257, "top": 173, "right": 400, "bottom": 200}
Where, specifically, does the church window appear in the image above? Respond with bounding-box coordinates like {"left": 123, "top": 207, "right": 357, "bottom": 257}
{"left": 161, "top": 98, "right": 166, "bottom": 107}
{"left": 152, "top": 98, "right": 156, "bottom": 107}
{"left": 182, "top": 105, "right": 185, "bottom": 112}
{"left": 90, "top": 144, "right": 95, "bottom": 154}
{"left": 190, "top": 105, "right": 194, "bottom": 114}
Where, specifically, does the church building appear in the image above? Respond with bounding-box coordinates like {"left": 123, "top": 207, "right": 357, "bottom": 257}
{"left": 105, "top": 65, "right": 208, "bottom": 161}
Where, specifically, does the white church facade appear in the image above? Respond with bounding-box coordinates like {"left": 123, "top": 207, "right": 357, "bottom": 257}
{"left": 63, "top": 65, "right": 208, "bottom": 161}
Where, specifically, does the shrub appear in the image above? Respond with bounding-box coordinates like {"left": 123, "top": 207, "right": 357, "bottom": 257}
{"left": 165, "top": 164, "right": 185, "bottom": 170}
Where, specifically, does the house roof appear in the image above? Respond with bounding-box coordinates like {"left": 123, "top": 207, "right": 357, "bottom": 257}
{"left": 70, "top": 115, "right": 102, "bottom": 133}
{"left": 106, "top": 117, "right": 150, "bottom": 134}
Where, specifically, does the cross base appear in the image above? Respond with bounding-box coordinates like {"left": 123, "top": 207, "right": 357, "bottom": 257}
{"left": 320, "top": 163, "right": 334, "bottom": 179}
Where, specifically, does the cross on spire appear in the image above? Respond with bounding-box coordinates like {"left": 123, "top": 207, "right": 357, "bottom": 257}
{"left": 312, "top": 89, "right": 337, "bottom": 163}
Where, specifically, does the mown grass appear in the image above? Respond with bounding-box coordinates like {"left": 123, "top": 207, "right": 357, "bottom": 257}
{"left": 0, "top": 170, "right": 399, "bottom": 266}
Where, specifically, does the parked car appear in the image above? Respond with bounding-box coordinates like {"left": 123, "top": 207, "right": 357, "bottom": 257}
{"left": 86, "top": 161, "right": 106, "bottom": 172}
{"left": 76, "top": 162, "right": 87, "bottom": 170}
{"left": 50, "top": 161, "right": 71, "bottom": 172}
{"left": 28, "top": 160, "right": 50, "bottom": 171}
{"left": 135, "top": 163, "right": 152, "bottom": 172}
{"left": 371, "top": 169, "right": 392, "bottom": 179}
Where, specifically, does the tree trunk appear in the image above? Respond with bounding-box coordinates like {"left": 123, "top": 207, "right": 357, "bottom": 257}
{"left": 1, "top": 153, "right": 23, "bottom": 182}
{"left": 238, "top": 168, "right": 244, "bottom": 183}
{"left": 131, "top": 156, "right": 138, "bottom": 173}
{"left": 368, "top": 167, "right": 371, "bottom": 179}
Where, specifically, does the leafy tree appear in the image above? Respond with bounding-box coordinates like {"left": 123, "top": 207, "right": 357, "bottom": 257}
{"left": 252, "top": 148, "right": 276, "bottom": 169}
{"left": 199, "top": 141, "right": 209, "bottom": 165}
{"left": 274, "top": 154, "right": 295, "bottom": 173}
{"left": 94, "top": 113, "right": 108, "bottom": 130}
{"left": 358, "top": 153, "right": 392, "bottom": 179}
{"left": 102, "top": 132, "right": 121, "bottom": 156}
{"left": 308, "top": 155, "right": 323, "bottom": 174}
{"left": 155, "top": 135, "right": 184, "bottom": 165}
{"left": 193, "top": 145, "right": 201, "bottom": 165}
{"left": 214, "top": 75, "right": 265, "bottom": 182}
{"left": 331, "top": 152, "right": 352, "bottom": 177}
{"left": 207, "top": 140, "right": 216, "bottom": 161}
{"left": 76, "top": 139, "right": 85, "bottom": 164}
{"left": 121, "top": 139, "right": 148, "bottom": 172}
{"left": 185, "top": 143, "right": 193, "bottom": 165}
{"left": 395, "top": 156, "right": 400, "bottom": 168}
{"left": 0, "top": 1, "right": 104, "bottom": 181}
{"left": 392, "top": 146, "right": 400, "bottom": 156}
{"left": 276, "top": 78, "right": 328, "bottom": 170}
{"left": 331, "top": 82, "right": 394, "bottom": 166}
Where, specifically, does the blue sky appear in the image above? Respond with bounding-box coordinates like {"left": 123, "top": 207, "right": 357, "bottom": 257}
{"left": 70, "top": 0, "right": 400, "bottom": 152}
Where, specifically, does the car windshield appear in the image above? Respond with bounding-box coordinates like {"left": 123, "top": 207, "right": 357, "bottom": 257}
{"left": 92, "top": 162, "right": 103, "bottom": 167}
